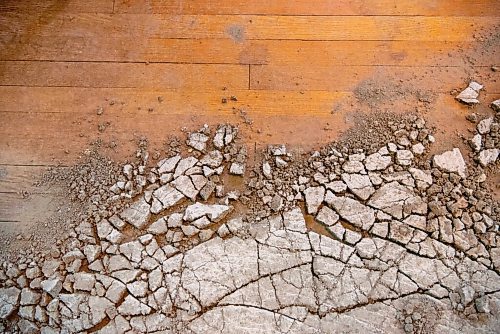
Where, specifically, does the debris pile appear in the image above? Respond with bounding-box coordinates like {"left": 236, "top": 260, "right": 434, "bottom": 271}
{"left": 0, "top": 115, "right": 499, "bottom": 333}
{"left": 468, "top": 113, "right": 499, "bottom": 168}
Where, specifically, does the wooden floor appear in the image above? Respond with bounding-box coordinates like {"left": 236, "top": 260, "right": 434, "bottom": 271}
{"left": 0, "top": 1, "right": 499, "bottom": 226}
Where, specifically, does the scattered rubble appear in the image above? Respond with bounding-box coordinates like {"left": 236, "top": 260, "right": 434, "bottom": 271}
{"left": 467, "top": 113, "right": 499, "bottom": 168}
{"left": 1, "top": 117, "right": 499, "bottom": 334}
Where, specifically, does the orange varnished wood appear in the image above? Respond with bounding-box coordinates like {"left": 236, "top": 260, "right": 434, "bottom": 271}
{"left": 1, "top": 14, "right": 496, "bottom": 41}
{"left": 0, "top": 61, "right": 248, "bottom": 89}
{"left": 1, "top": 39, "right": 496, "bottom": 67}
{"left": 114, "top": 0, "right": 500, "bottom": 16}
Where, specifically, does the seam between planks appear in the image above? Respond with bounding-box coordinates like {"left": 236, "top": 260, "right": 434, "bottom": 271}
{"left": 0, "top": 163, "right": 68, "bottom": 167}
{"left": 8, "top": 12, "right": 495, "bottom": 17}
{"left": 0, "top": 61, "right": 495, "bottom": 68}
{"left": 0, "top": 59, "right": 267, "bottom": 65}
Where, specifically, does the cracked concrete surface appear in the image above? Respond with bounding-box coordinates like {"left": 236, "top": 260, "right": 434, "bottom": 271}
{"left": 1, "top": 116, "right": 499, "bottom": 333}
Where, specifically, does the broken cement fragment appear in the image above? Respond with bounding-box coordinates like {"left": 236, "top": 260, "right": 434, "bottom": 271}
{"left": 491, "top": 99, "right": 500, "bottom": 112}
{"left": 200, "top": 150, "right": 223, "bottom": 168}
{"left": 262, "top": 161, "right": 272, "bottom": 178}
{"left": 40, "top": 278, "right": 62, "bottom": 298}
{"left": 0, "top": 287, "right": 20, "bottom": 319}
{"left": 341, "top": 173, "right": 374, "bottom": 200}
{"left": 456, "top": 81, "right": 483, "bottom": 105}
{"left": 73, "top": 273, "right": 95, "bottom": 292}
{"left": 368, "top": 181, "right": 426, "bottom": 219}
{"left": 433, "top": 148, "right": 467, "bottom": 177}
{"left": 315, "top": 206, "right": 339, "bottom": 227}
{"left": 173, "top": 156, "right": 198, "bottom": 179}
{"left": 229, "top": 162, "right": 245, "bottom": 175}
{"left": 183, "top": 202, "right": 233, "bottom": 222}
{"left": 478, "top": 149, "right": 498, "bottom": 167}
{"left": 151, "top": 185, "right": 184, "bottom": 214}
{"left": 270, "top": 144, "right": 287, "bottom": 156}
{"left": 477, "top": 117, "right": 493, "bottom": 135}
{"left": 325, "top": 192, "right": 375, "bottom": 230}
{"left": 118, "top": 295, "right": 151, "bottom": 316}
{"left": 275, "top": 157, "right": 288, "bottom": 168}
{"left": 172, "top": 175, "right": 198, "bottom": 200}
{"left": 157, "top": 155, "right": 181, "bottom": 174}
{"left": 470, "top": 134, "right": 482, "bottom": 152}
{"left": 396, "top": 149, "right": 414, "bottom": 166}
{"left": 187, "top": 132, "right": 209, "bottom": 151}
{"left": 364, "top": 152, "right": 392, "bottom": 171}
{"left": 303, "top": 186, "right": 325, "bottom": 214}
{"left": 212, "top": 124, "right": 238, "bottom": 153}
{"left": 147, "top": 217, "right": 168, "bottom": 235}
{"left": 119, "top": 197, "right": 151, "bottom": 229}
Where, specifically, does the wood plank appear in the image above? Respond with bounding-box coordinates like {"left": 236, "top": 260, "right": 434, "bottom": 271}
{"left": 0, "top": 87, "right": 349, "bottom": 114}
{"left": 250, "top": 64, "right": 500, "bottom": 92}
{"left": 2, "top": 91, "right": 498, "bottom": 166}
{"left": 0, "top": 13, "right": 144, "bottom": 40}
{"left": 252, "top": 40, "right": 498, "bottom": 67}
{"left": 1, "top": 86, "right": 498, "bottom": 115}
{"left": 0, "top": 87, "right": 349, "bottom": 165}
{"left": 0, "top": 92, "right": 323, "bottom": 214}
{"left": 0, "top": 61, "right": 248, "bottom": 89}
{"left": 0, "top": 61, "right": 497, "bottom": 92}
{"left": 0, "top": 89, "right": 351, "bottom": 165}
{"left": 1, "top": 38, "right": 496, "bottom": 67}
{"left": 114, "top": 0, "right": 500, "bottom": 16}
{"left": 0, "top": 89, "right": 346, "bottom": 116}
{"left": 0, "top": 192, "right": 62, "bottom": 222}
{"left": 0, "top": 14, "right": 496, "bottom": 41}
{"left": 4, "top": 89, "right": 497, "bottom": 114}
{"left": 0, "top": 0, "right": 113, "bottom": 13}
{"left": 0, "top": 113, "right": 342, "bottom": 166}
{"left": 0, "top": 2, "right": 114, "bottom": 48}
{"left": 0, "top": 166, "right": 58, "bottom": 193}
{"left": 195, "top": 16, "right": 496, "bottom": 41}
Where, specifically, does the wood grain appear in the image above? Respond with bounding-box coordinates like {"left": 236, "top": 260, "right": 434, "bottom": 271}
{"left": 250, "top": 64, "right": 500, "bottom": 92}
{"left": 0, "top": 87, "right": 352, "bottom": 165}
{"left": 0, "top": 193, "right": 62, "bottom": 222}
{"left": 0, "top": 61, "right": 248, "bottom": 89}
{"left": 0, "top": 87, "right": 348, "bottom": 115}
{"left": 1, "top": 39, "right": 496, "bottom": 67}
{"left": 0, "top": 0, "right": 113, "bottom": 13}
{"left": 3, "top": 91, "right": 499, "bottom": 166}
{"left": 0, "top": 165, "right": 55, "bottom": 193}
{"left": 1, "top": 14, "right": 496, "bottom": 41}
{"left": 1, "top": 61, "right": 496, "bottom": 92}
{"left": 115, "top": 0, "right": 500, "bottom": 16}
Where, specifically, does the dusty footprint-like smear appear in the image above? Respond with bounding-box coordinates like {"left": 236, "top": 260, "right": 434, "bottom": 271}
{"left": 0, "top": 112, "right": 499, "bottom": 334}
